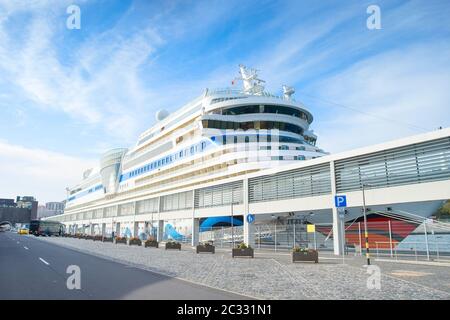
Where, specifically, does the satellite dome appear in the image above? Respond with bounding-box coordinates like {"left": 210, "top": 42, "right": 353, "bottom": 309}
{"left": 156, "top": 109, "right": 169, "bottom": 121}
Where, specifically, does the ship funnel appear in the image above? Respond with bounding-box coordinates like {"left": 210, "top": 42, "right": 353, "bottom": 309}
{"left": 282, "top": 85, "right": 295, "bottom": 100}
{"left": 100, "top": 148, "right": 127, "bottom": 195}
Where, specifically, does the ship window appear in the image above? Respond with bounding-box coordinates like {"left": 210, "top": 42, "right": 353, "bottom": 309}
{"left": 179, "top": 151, "right": 183, "bottom": 158}
{"left": 202, "top": 120, "right": 303, "bottom": 135}
{"left": 220, "top": 104, "right": 309, "bottom": 121}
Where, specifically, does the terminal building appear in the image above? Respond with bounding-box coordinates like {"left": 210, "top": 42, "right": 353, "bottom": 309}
{"left": 47, "top": 65, "right": 450, "bottom": 255}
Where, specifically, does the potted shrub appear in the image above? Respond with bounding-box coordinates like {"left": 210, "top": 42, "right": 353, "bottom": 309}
{"left": 144, "top": 236, "right": 159, "bottom": 248}
{"left": 165, "top": 240, "right": 181, "bottom": 250}
{"left": 75, "top": 233, "right": 83, "bottom": 239}
{"left": 232, "top": 242, "right": 254, "bottom": 258}
{"left": 128, "top": 237, "right": 142, "bottom": 246}
{"left": 102, "top": 236, "right": 113, "bottom": 243}
{"left": 196, "top": 241, "right": 215, "bottom": 254}
{"left": 292, "top": 246, "right": 318, "bottom": 263}
{"left": 114, "top": 236, "right": 127, "bottom": 244}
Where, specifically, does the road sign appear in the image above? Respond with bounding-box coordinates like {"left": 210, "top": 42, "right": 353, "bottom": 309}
{"left": 334, "top": 195, "right": 347, "bottom": 208}
{"left": 246, "top": 214, "right": 255, "bottom": 224}
{"left": 307, "top": 224, "right": 315, "bottom": 233}
{"left": 338, "top": 207, "right": 346, "bottom": 218}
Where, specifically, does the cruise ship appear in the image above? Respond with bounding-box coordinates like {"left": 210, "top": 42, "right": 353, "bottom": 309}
{"left": 63, "top": 65, "right": 327, "bottom": 235}
{"left": 51, "top": 64, "right": 450, "bottom": 253}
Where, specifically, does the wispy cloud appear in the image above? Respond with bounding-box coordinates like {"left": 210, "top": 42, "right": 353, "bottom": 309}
{"left": 0, "top": 139, "right": 96, "bottom": 202}
{"left": 0, "top": 0, "right": 449, "bottom": 202}
{"left": 309, "top": 42, "right": 450, "bottom": 152}
{"left": 0, "top": 1, "right": 164, "bottom": 146}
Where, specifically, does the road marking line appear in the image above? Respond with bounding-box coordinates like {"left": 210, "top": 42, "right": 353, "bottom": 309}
{"left": 24, "top": 246, "right": 29, "bottom": 250}
{"left": 39, "top": 257, "right": 50, "bottom": 265}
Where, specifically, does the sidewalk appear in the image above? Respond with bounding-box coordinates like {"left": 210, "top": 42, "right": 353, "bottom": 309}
{"left": 34, "top": 236, "right": 450, "bottom": 300}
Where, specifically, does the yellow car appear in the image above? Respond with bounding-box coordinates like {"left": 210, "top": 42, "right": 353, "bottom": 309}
{"left": 18, "top": 228, "right": 29, "bottom": 235}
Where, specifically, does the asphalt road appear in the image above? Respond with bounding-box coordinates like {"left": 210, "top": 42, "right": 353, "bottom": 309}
{"left": 0, "top": 232, "right": 249, "bottom": 300}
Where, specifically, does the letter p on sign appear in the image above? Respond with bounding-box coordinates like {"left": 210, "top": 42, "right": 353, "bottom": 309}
{"left": 334, "top": 195, "right": 347, "bottom": 208}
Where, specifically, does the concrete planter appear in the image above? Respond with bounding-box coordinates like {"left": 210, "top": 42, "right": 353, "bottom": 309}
{"left": 232, "top": 248, "right": 254, "bottom": 258}
{"left": 165, "top": 242, "right": 181, "bottom": 250}
{"left": 292, "top": 250, "right": 318, "bottom": 263}
{"left": 196, "top": 244, "right": 215, "bottom": 254}
{"left": 102, "top": 237, "right": 113, "bottom": 243}
{"left": 114, "top": 238, "right": 127, "bottom": 245}
{"left": 144, "top": 240, "right": 159, "bottom": 248}
{"left": 129, "top": 239, "right": 142, "bottom": 246}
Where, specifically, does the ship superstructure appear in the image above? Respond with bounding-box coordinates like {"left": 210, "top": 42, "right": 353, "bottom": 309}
{"left": 65, "top": 65, "right": 327, "bottom": 210}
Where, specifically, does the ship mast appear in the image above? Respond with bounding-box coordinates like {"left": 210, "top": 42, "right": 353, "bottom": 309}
{"left": 236, "top": 64, "right": 265, "bottom": 95}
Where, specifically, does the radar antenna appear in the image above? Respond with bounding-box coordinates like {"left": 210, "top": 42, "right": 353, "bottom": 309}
{"left": 282, "top": 85, "right": 295, "bottom": 100}
{"left": 234, "top": 64, "right": 265, "bottom": 95}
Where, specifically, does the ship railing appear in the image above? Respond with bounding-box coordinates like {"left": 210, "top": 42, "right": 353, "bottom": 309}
{"left": 207, "top": 88, "right": 294, "bottom": 101}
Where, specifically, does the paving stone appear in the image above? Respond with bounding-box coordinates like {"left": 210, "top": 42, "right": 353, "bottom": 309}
{"left": 35, "top": 237, "right": 450, "bottom": 300}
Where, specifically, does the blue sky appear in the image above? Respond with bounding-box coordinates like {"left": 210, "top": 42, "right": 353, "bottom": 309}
{"left": 0, "top": 0, "right": 449, "bottom": 202}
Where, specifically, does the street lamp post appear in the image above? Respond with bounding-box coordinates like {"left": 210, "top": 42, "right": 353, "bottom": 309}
{"left": 231, "top": 201, "right": 234, "bottom": 248}
{"left": 362, "top": 183, "right": 371, "bottom": 265}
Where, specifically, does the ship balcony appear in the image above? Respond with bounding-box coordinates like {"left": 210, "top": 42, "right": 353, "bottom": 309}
{"left": 131, "top": 146, "right": 324, "bottom": 190}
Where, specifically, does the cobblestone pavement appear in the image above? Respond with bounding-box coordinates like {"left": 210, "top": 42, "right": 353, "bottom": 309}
{"left": 35, "top": 236, "right": 450, "bottom": 300}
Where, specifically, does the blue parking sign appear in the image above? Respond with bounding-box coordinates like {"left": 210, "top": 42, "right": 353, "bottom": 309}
{"left": 334, "top": 195, "right": 347, "bottom": 208}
